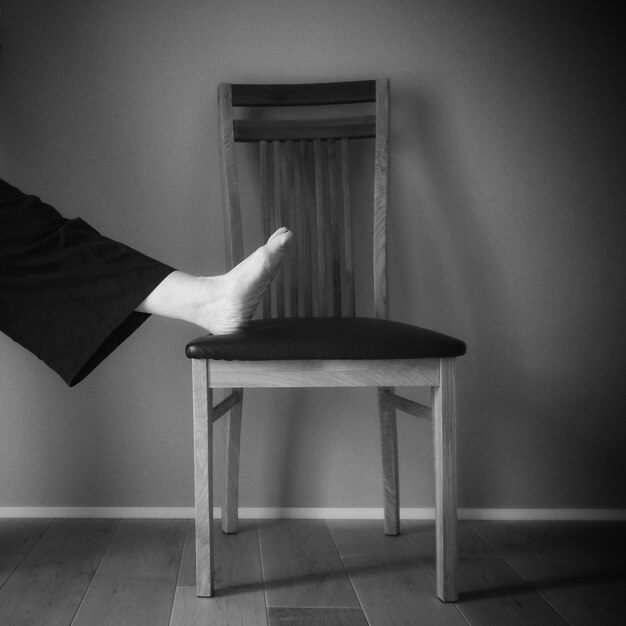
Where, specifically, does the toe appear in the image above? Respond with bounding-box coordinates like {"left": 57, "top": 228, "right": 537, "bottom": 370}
{"left": 266, "top": 228, "right": 293, "bottom": 252}
{"left": 267, "top": 226, "right": 290, "bottom": 242}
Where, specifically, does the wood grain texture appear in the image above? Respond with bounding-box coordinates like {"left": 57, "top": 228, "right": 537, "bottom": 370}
{"left": 518, "top": 521, "right": 626, "bottom": 590}
{"left": 1, "top": 519, "right": 624, "bottom": 624}
{"left": 453, "top": 557, "right": 568, "bottom": 626}
{"left": 432, "top": 357, "right": 458, "bottom": 601}
{"left": 340, "top": 138, "right": 355, "bottom": 317}
{"left": 211, "top": 389, "right": 240, "bottom": 423}
{"left": 373, "top": 78, "right": 389, "bottom": 319}
{"left": 260, "top": 140, "right": 273, "bottom": 318}
{"left": 0, "top": 519, "right": 117, "bottom": 626}
{"left": 0, "top": 519, "right": 51, "bottom": 555}
{"left": 222, "top": 389, "right": 243, "bottom": 534}
{"left": 0, "top": 555, "right": 22, "bottom": 590}
{"left": 327, "top": 139, "right": 342, "bottom": 317}
{"left": 218, "top": 82, "right": 244, "bottom": 267}
{"left": 285, "top": 140, "right": 299, "bottom": 317}
{"left": 192, "top": 358, "right": 214, "bottom": 596}
{"left": 72, "top": 519, "right": 185, "bottom": 626}
{"left": 233, "top": 116, "right": 375, "bottom": 142}
{"left": 299, "top": 140, "right": 314, "bottom": 317}
{"left": 222, "top": 80, "right": 385, "bottom": 323}
{"left": 314, "top": 139, "right": 328, "bottom": 316}
{"left": 231, "top": 81, "right": 377, "bottom": 107}
{"left": 171, "top": 519, "right": 268, "bottom": 626}
{"left": 470, "top": 520, "right": 626, "bottom": 626}
{"left": 378, "top": 387, "right": 400, "bottom": 536}
{"left": 259, "top": 519, "right": 360, "bottom": 609}
{"left": 329, "top": 520, "right": 467, "bottom": 626}
{"left": 208, "top": 358, "right": 441, "bottom": 389}
{"left": 292, "top": 140, "right": 304, "bottom": 317}
{"left": 381, "top": 390, "right": 431, "bottom": 420}
{"left": 406, "top": 521, "right": 497, "bottom": 560}
{"left": 273, "top": 140, "right": 286, "bottom": 318}
{"left": 269, "top": 607, "right": 369, "bottom": 625}
{"left": 0, "top": 519, "right": 51, "bottom": 588}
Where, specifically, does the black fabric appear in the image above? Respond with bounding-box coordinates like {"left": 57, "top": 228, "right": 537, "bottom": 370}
{"left": 0, "top": 179, "right": 175, "bottom": 386}
{"left": 186, "top": 317, "right": 466, "bottom": 361}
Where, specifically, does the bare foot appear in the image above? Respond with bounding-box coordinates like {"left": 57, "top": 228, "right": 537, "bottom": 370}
{"left": 196, "top": 227, "right": 293, "bottom": 334}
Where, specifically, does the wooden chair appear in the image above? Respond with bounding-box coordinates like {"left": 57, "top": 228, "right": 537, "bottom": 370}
{"left": 186, "top": 79, "right": 465, "bottom": 602}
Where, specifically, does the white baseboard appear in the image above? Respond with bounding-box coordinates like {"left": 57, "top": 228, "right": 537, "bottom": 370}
{"left": 0, "top": 507, "right": 625, "bottom": 520}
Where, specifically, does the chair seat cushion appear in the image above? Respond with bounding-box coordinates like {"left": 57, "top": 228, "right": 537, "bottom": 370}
{"left": 185, "top": 317, "right": 466, "bottom": 361}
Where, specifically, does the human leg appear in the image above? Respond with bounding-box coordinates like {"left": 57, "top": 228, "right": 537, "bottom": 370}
{"left": 1, "top": 179, "right": 290, "bottom": 386}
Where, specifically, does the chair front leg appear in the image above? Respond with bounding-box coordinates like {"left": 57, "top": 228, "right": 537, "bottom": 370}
{"left": 432, "top": 357, "right": 458, "bottom": 602}
{"left": 378, "top": 386, "right": 400, "bottom": 535}
{"left": 222, "top": 388, "right": 243, "bottom": 534}
{"left": 192, "top": 359, "right": 215, "bottom": 597}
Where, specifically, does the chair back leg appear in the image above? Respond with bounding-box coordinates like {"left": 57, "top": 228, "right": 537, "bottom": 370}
{"left": 432, "top": 357, "right": 458, "bottom": 602}
{"left": 222, "top": 388, "right": 243, "bottom": 534}
{"left": 378, "top": 386, "right": 400, "bottom": 535}
{"left": 192, "top": 359, "right": 215, "bottom": 597}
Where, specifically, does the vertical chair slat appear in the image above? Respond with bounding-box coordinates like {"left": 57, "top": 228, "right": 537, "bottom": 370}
{"left": 341, "top": 138, "right": 355, "bottom": 317}
{"left": 327, "top": 139, "right": 342, "bottom": 317}
{"left": 301, "top": 141, "right": 315, "bottom": 317}
{"left": 293, "top": 141, "right": 305, "bottom": 317}
{"left": 374, "top": 78, "right": 390, "bottom": 319}
{"left": 260, "top": 140, "right": 272, "bottom": 318}
{"left": 218, "top": 83, "right": 244, "bottom": 268}
{"left": 273, "top": 140, "right": 285, "bottom": 318}
{"left": 313, "top": 139, "right": 328, "bottom": 316}
{"left": 284, "top": 140, "right": 299, "bottom": 317}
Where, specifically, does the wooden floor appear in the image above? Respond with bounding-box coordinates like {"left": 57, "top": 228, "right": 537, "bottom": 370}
{"left": 0, "top": 519, "right": 624, "bottom": 625}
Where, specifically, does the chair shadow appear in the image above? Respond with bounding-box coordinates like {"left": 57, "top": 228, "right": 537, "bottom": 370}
{"left": 211, "top": 557, "right": 625, "bottom": 602}
{"left": 212, "top": 552, "right": 425, "bottom": 598}
{"left": 458, "top": 567, "right": 626, "bottom": 602}
{"left": 203, "top": 522, "right": 626, "bottom": 603}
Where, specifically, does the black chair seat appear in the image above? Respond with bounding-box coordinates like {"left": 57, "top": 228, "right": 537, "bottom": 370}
{"left": 186, "top": 317, "right": 466, "bottom": 361}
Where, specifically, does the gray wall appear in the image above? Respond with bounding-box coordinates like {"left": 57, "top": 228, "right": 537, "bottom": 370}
{"left": 1, "top": 0, "right": 624, "bottom": 511}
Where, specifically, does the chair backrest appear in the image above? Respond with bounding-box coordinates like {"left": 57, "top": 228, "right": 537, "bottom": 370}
{"left": 218, "top": 79, "right": 389, "bottom": 319}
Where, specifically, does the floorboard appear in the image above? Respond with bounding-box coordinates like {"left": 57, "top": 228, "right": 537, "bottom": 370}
{"left": 170, "top": 519, "right": 268, "bottom": 626}
{"left": 329, "top": 520, "right": 467, "bottom": 626}
{"left": 0, "top": 519, "right": 117, "bottom": 626}
{"left": 490, "top": 521, "right": 626, "bottom": 590}
{"left": 470, "top": 520, "right": 626, "bottom": 626}
{"left": 0, "top": 519, "right": 51, "bottom": 588}
{"left": 259, "top": 519, "right": 360, "bottom": 609}
{"left": 268, "top": 606, "right": 369, "bottom": 625}
{"left": 0, "top": 518, "right": 624, "bottom": 626}
{"left": 71, "top": 519, "right": 185, "bottom": 626}
{"left": 0, "top": 518, "right": 52, "bottom": 555}
{"left": 455, "top": 556, "right": 569, "bottom": 625}
{"left": 404, "top": 520, "right": 497, "bottom": 558}
{"left": 405, "top": 521, "right": 568, "bottom": 625}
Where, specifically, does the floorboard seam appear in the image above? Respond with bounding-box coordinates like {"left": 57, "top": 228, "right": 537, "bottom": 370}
{"left": 467, "top": 521, "right": 574, "bottom": 626}
{"left": 255, "top": 519, "right": 271, "bottom": 626}
{"left": 568, "top": 536, "right": 626, "bottom": 592}
{"left": 267, "top": 605, "right": 368, "bottom": 610}
{"left": 326, "top": 521, "right": 375, "bottom": 626}
{"left": 0, "top": 519, "right": 54, "bottom": 593}
{"left": 168, "top": 519, "right": 190, "bottom": 626}
{"left": 68, "top": 518, "right": 121, "bottom": 626}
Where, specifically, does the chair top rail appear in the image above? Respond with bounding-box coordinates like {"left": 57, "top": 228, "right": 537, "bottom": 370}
{"left": 230, "top": 80, "right": 377, "bottom": 107}
{"left": 233, "top": 116, "right": 376, "bottom": 142}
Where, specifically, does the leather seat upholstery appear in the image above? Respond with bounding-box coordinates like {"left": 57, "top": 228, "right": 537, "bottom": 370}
{"left": 186, "top": 317, "right": 466, "bottom": 361}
